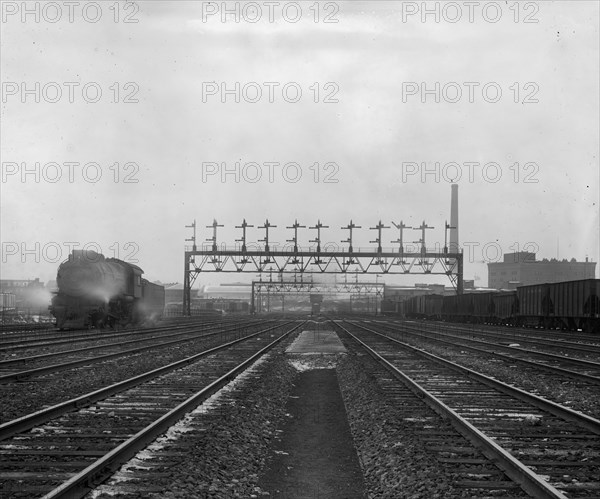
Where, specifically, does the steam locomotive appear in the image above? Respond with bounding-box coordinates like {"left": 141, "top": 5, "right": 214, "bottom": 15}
{"left": 50, "top": 250, "right": 165, "bottom": 329}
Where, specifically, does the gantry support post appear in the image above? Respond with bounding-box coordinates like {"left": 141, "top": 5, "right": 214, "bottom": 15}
{"left": 457, "top": 252, "right": 464, "bottom": 295}
{"left": 183, "top": 251, "right": 191, "bottom": 316}
{"left": 183, "top": 220, "right": 197, "bottom": 317}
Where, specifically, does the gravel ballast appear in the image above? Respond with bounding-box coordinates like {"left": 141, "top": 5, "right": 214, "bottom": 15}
{"left": 89, "top": 348, "right": 299, "bottom": 498}
{"left": 336, "top": 351, "right": 467, "bottom": 498}
{"left": 88, "top": 335, "right": 521, "bottom": 498}
{"left": 0, "top": 326, "right": 263, "bottom": 423}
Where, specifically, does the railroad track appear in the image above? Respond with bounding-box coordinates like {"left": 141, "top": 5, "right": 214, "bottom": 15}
{"left": 448, "top": 322, "right": 600, "bottom": 345}
{"left": 0, "top": 318, "right": 232, "bottom": 351}
{"left": 0, "top": 320, "right": 305, "bottom": 498}
{"left": 0, "top": 320, "right": 280, "bottom": 424}
{"left": 337, "top": 320, "right": 600, "bottom": 498}
{"left": 0, "top": 319, "right": 267, "bottom": 381}
{"left": 372, "top": 319, "right": 600, "bottom": 387}
{"left": 406, "top": 320, "right": 600, "bottom": 355}
{"left": 0, "top": 324, "right": 54, "bottom": 335}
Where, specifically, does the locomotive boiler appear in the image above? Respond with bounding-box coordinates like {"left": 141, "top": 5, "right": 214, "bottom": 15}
{"left": 50, "top": 250, "right": 165, "bottom": 329}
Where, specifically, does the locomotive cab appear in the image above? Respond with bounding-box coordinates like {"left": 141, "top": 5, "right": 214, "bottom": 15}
{"left": 131, "top": 268, "right": 143, "bottom": 299}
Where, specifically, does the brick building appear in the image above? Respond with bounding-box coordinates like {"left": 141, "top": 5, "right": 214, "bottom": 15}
{"left": 488, "top": 252, "right": 596, "bottom": 289}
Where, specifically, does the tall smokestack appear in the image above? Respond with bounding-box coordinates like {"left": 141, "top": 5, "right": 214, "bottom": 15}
{"left": 449, "top": 184, "right": 459, "bottom": 255}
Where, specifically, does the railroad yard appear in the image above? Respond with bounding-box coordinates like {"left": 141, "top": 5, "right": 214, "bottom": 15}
{"left": 0, "top": 317, "right": 599, "bottom": 499}
{"left": 3, "top": 1, "right": 599, "bottom": 498}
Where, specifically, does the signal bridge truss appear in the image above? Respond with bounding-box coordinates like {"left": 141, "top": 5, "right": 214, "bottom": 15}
{"left": 183, "top": 219, "right": 463, "bottom": 315}
{"left": 251, "top": 280, "right": 385, "bottom": 295}
{"left": 183, "top": 246, "right": 463, "bottom": 315}
{"left": 251, "top": 280, "right": 385, "bottom": 314}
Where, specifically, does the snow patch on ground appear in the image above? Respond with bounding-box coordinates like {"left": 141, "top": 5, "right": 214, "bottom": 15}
{"left": 288, "top": 353, "right": 346, "bottom": 371}
{"left": 89, "top": 353, "right": 272, "bottom": 498}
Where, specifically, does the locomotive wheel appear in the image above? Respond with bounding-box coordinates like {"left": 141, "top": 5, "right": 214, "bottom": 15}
{"left": 93, "top": 311, "right": 105, "bottom": 329}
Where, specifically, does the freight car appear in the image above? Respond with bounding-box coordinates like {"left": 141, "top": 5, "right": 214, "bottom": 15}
{"left": 443, "top": 292, "right": 515, "bottom": 324}
{"left": 490, "top": 291, "right": 519, "bottom": 325}
{"left": 394, "top": 279, "right": 600, "bottom": 333}
{"left": 50, "top": 250, "right": 165, "bottom": 329}
{"left": 518, "top": 279, "right": 600, "bottom": 332}
{"left": 402, "top": 294, "right": 444, "bottom": 319}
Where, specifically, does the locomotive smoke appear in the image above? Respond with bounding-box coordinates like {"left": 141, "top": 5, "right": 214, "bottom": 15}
{"left": 84, "top": 281, "right": 123, "bottom": 304}
{"left": 25, "top": 287, "right": 52, "bottom": 309}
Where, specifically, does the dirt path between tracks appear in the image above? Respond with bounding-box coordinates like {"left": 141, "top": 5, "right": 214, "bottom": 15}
{"left": 259, "top": 367, "right": 366, "bottom": 498}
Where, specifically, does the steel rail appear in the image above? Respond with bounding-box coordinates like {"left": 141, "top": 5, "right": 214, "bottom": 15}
{"left": 375, "top": 321, "right": 600, "bottom": 385}
{"left": 0, "top": 319, "right": 262, "bottom": 366}
{"left": 0, "top": 320, "right": 269, "bottom": 383}
{"left": 0, "top": 323, "right": 53, "bottom": 333}
{"left": 413, "top": 321, "right": 600, "bottom": 353}
{"left": 0, "top": 318, "right": 232, "bottom": 350}
{"left": 346, "top": 320, "right": 600, "bottom": 435}
{"left": 0, "top": 320, "right": 294, "bottom": 441}
{"left": 41, "top": 321, "right": 305, "bottom": 499}
{"left": 336, "top": 321, "right": 568, "bottom": 499}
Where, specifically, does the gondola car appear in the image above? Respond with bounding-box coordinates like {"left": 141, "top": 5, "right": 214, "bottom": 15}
{"left": 387, "top": 279, "right": 599, "bottom": 333}
{"left": 518, "top": 279, "right": 600, "bottom": 332}
{"left": 401, "top": 294, "right": 444, "bottom": 319}
{"left": 442, "top": 293, "right": 475, "bottom": 322}
{"left": 423, "top": 294, "right": 444, "bottom": 319}
{"left": 490, "top": 291, "right": 519, "bottom": 325}
{"left": 470, "top": 292, "right": 495, "bottom": 322}
{"left": 50, "top": 249, "right": 164, "bottom": 329}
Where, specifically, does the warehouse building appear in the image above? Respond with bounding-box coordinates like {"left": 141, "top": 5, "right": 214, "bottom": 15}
{"left": 488, "top": 252, "right": 596, "bottom": 289}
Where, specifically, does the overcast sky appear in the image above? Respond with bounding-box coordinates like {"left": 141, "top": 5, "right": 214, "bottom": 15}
{"left": 1, "top": 0, "right": 598, "bottom": 288}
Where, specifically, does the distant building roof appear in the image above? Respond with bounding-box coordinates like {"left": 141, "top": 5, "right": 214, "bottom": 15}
{"left": 200, "top": 285, "right": 251, "bottom": 299}
{"left": 165, "top": 283, "right": 184, "bottom": 290}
